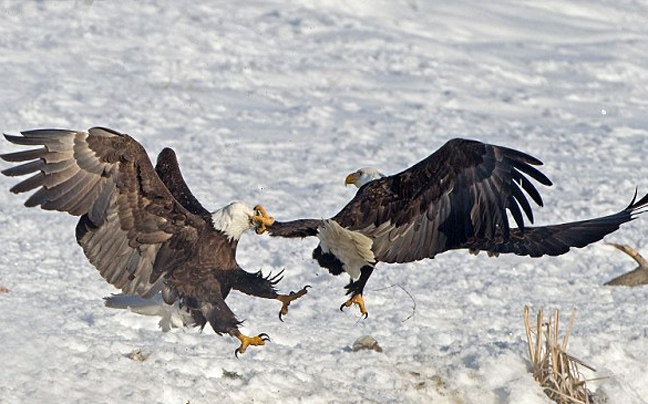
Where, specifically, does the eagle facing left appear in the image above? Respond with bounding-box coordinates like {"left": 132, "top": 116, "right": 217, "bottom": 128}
{"left": 0, "top": 127, "right": 309, "bottom": 356}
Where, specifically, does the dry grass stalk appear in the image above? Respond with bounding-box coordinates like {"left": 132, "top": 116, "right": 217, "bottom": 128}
{"left": 604, "top": 242, "right": 648, "bottom": 286}
{"left": 523, "top": 306, "right": 596, "bottom": 404}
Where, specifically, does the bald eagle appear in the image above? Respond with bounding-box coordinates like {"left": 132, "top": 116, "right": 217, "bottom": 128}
{"left": 268, "top": 138, "right": 648, "bottom": 317}
{"left": 1, "top": 127, "right": 308, "bottom": 355}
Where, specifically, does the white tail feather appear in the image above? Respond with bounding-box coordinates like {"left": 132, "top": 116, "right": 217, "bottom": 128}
{"left": 104, "top": 293, "right": 192, "bottom": 332}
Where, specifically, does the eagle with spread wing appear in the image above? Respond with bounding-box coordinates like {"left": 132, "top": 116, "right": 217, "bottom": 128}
{"left": 268, "top": 138, "right": 648, "bottom": 317}
{"left": 1, "top": 127, "right": 308, "bottom": 355}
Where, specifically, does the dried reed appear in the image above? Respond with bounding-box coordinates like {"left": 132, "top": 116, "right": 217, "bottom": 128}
{"left": 523, "top": 306, "right": 597, "bottom": 404}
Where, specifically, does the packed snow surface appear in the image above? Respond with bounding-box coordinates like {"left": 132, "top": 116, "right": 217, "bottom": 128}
{"left": 1, "top": 1, "right": 648, "bottom": 403}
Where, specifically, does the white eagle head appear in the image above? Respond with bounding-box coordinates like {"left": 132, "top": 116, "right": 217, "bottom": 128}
{"left": 345, "top": 167, "right": 385, "bottom": 188}
{"left": 211, "top": 201, "right": 258, "bottom": 241}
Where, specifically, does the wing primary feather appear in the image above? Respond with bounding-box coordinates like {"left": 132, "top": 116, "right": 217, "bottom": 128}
{"left": 510, "top": 182, "right": 534, "bottom": 223}
{"left": 39, "top": 170, "right": 91, "bottom": 211}
{"left": 0, "top": 147, "right": 48, "bottom": 162}
{"left": 28, "top": 169, "right": 91, "bottom": 209}
{"left": 19, "top": 129, "right": 77, "bottom": 138}
{"left": 498, "top": 145, "right": 544, "bottom": 166}
{"left": 10, "top": 172, "right": 47, "bottom": 194}
{"left": 507, "top": 194, "right": 525, "bottom": 230}
{"left": 512, "top": 169, "right": 544, "bottom": 207}
{"left": 2, "top": 160, "right": 44, "bottom": 177}
{"left": 3, "top": 134, "right": 52, "bottom": 146}
{"left": 509, "top": 159, "right": 552, "bottom": 186}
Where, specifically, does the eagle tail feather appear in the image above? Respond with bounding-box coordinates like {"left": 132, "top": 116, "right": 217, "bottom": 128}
{"left": 104, "top": 293, "right": 192, "bottom": 332}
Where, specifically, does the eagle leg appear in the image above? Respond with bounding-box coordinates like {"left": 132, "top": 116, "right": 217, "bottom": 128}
{"left": 252, "top": 204, "right": 275, "bottom": 235}
{"left": 197, "top": 296, "right": 269, "bottom": 356}
{"left": 234, "top": 331, "right": 270, "bottom": 357}
{"left": 278, "top": 285, "right": 311, "bottom": 322}
{"left": 339, "top": 265, "right": 374, "bottom": 319}
{"left": 232, "top": 269, "right": 310, "bottom": 321}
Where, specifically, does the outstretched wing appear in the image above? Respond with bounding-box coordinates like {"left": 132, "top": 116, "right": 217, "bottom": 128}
{"left": 333, "top": 138, "right": 552, "bottom": 263}
{"left": 1, "top": 127, "right": 227, "bottom": 298}
{"left": 155, "top": 147, "right": 212, "bottom": 222}
{"left": 463, "top": 191, "right": 648, "bottom": 257}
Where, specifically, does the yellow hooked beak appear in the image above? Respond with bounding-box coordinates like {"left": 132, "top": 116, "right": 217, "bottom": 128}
{"left": 345, "top": 172, "right": 359, "bottom": 187}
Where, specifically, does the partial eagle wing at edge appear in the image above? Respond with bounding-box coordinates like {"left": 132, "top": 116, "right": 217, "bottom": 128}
{"left": 1, "top": 127, "right": 218, "bottom": 298}
{"left": 462, "top": 191, "right": 648, "bottom": 257}
{"left": 333, "top": 138, "right": 552, "bottom": 263}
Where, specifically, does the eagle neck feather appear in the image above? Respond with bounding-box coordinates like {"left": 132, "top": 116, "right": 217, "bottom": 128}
{"left": 210, "top": 202, "right": 254, "bottom": 242}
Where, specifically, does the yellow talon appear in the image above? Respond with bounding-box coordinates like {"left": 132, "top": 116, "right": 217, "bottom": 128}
{"left": 234, "top": 332, "right": 270, "bottom": 357}
{"left": 254, "top": 204, "right": 269, "bottom": 218}
{"left": 252, "top": 204, "right": 275, "bottom": 234}
{"left": 277, "top": 285, "right": 311, "bottom": 321}
{"left": 341, "top": 294, "right": 368, "bottom": 319}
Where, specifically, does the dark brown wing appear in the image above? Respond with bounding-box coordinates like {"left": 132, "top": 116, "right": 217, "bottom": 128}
{"left": 333, "top": 138, "right": 552, "bottom": 263}
{"left": 155, "top": 147, "right": 212, "bottom": 222}
{"left": 267, "top": 219, "right": 324, "bottom": 238}
{"left": 1, "top": 127, "right": 236, "bottom": 298}
{"left": 462, "top": 191, "right": 648, "bottom": 257}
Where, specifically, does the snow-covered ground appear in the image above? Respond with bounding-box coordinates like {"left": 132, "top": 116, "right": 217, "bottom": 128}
{"left": 1, "top": 1, "right": 648, "bottom": 403}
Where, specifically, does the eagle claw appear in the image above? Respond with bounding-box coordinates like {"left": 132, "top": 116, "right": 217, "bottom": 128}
{"left": 340, "top": 294, "right": 369, "bottom": 319}
{"left": 234, "top": 332, "right": 270, "bottom": 358}
{"left": 278, "top": 285, "right": 311, "bottom": 322}
{"left": 252, "top": 204, "right": 275, "bottom": 235}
